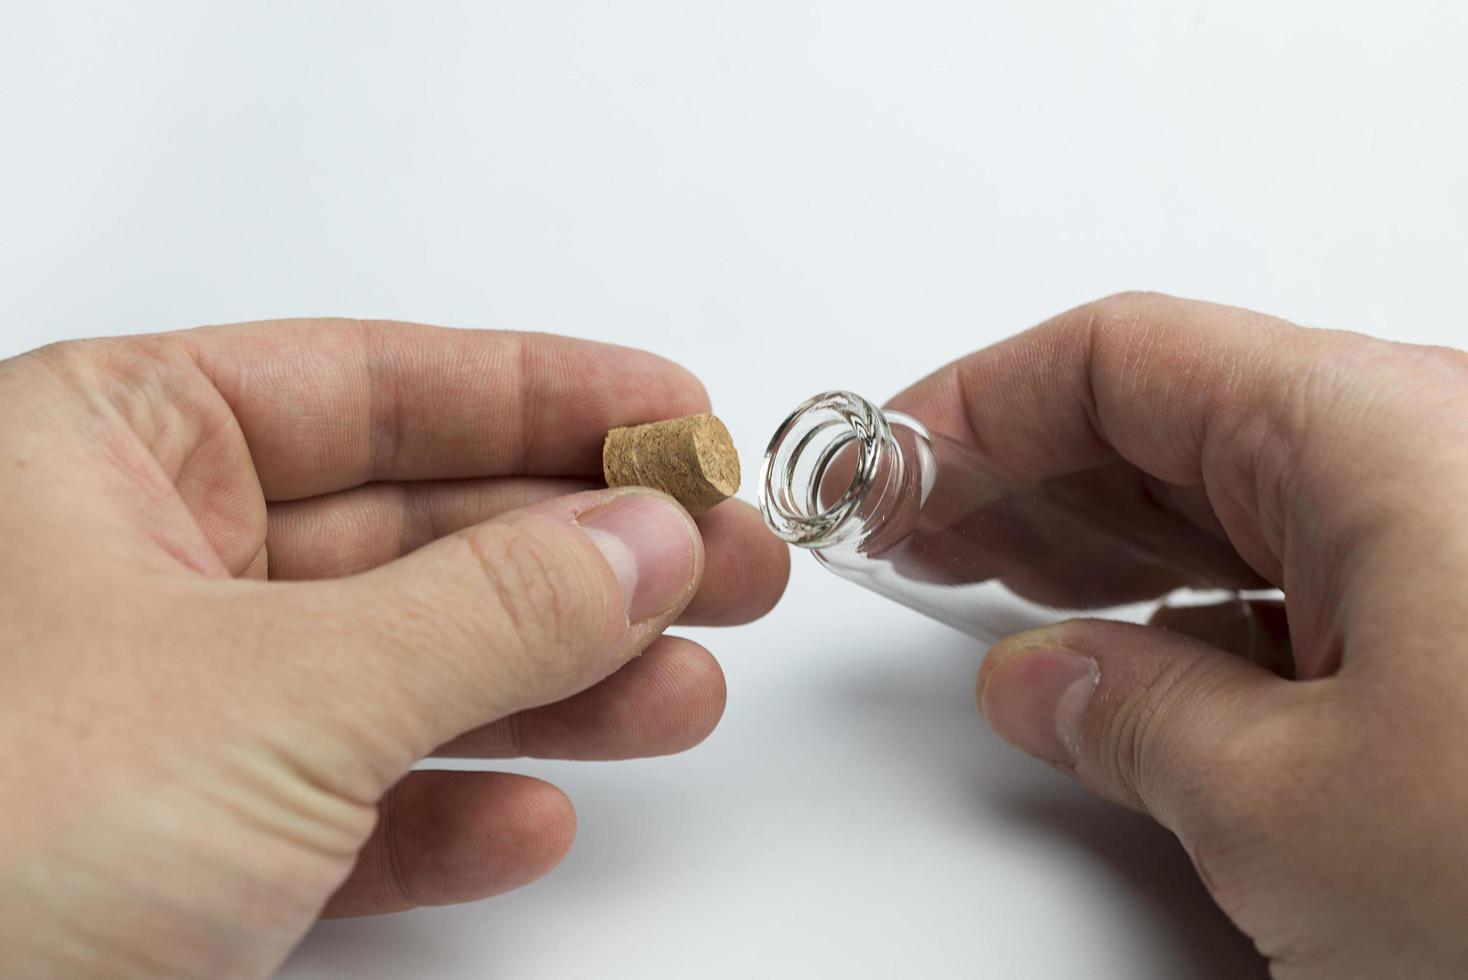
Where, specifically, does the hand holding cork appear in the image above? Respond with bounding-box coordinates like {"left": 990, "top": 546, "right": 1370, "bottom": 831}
{"left": 603, "top": 414, "right": 740, "bottom": 515}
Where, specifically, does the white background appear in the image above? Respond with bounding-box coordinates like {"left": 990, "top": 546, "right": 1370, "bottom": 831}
{"left": 4, "top": 2, "right": 1466, "bottom": 977}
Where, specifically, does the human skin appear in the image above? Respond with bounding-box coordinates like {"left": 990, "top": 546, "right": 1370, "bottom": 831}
{"left": 0, "top": 319, "right": 789, "bottom": 977}
{"left": 889, "top": 293, "right": 1468, "bottom": 978}
{"left": 7, "top": 298, "right": 1466, "bottom": 979}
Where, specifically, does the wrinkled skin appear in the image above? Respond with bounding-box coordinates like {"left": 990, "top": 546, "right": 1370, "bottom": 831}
{"left": 6, "top": 295, "right": 1468, "bottom": 979}
{"left": 891, "top": 293, "right": 1468, "bottom": 978}
{"left": 0, "top": 319, "right": 788, "bottom": 977}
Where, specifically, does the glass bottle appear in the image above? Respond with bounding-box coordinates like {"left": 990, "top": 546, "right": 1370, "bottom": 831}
{"left": 759, "top": 390, "right": 1257, "bottom": 644}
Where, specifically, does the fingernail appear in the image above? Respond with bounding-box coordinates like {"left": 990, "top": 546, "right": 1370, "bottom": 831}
{"left": 979, "top": 646, "right": 1098, "bottom": 766}
{"left": 578, "top": 492, "right": 698, "bottom": 622}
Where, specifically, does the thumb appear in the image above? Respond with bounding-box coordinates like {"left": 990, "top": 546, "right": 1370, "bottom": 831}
{"left": 268, "top": 487, "right": 702, "bottom": 786}
{"left": 978, "top": 618, "right": 1290, "bottom": 831}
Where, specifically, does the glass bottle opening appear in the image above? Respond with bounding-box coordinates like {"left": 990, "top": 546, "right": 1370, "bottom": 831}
{"left": 759, "top": 390, "right": 894, "bottom": 548}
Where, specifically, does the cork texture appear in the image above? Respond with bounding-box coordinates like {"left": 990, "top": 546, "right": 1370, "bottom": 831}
{"left": 602, "top": 414, "right": 740, "bottom": 516}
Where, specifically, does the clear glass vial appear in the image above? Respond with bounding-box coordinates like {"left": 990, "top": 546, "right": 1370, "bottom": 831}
{"left": 759, "top": 391, "right": 1251, "bottom": 643}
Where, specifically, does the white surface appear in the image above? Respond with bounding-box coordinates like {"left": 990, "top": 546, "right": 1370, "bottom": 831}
{"left": 4, "top": 3, "right": 1467, "bottom": 977}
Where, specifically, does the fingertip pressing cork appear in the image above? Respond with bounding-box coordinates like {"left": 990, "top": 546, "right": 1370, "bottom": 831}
{"left": 602, "top": 414, "right": 740, "bottom": 516}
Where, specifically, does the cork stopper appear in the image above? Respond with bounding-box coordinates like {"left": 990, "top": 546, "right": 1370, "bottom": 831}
{"left": 603, "top": 414, "right": 740, "bottom": 516}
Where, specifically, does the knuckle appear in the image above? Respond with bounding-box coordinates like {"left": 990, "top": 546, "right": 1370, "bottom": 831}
{"left": 1090, "top": 654, "right": 1229, "bottom": 811}
{"left": 456, "top": 518, "right": 606, "bottom": 691}
{"left": 1090, "top": 684, "right": 1154, "bottom": 809}
{"left": 26, "top": 335, "right": 194, "bottom": 418}
{"left": 26, "top": 338, "right": 97, "bottom": 385}
{"left": 1083, "top": 291, "right": 1166, "bottom": 334}
{"left": 1072, "top": 293, "right": 1172, "bottom": 392}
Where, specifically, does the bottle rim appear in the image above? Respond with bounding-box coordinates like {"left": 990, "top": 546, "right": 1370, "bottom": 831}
{"left": 758, "top": 390, "right": 891, "bottom": 548}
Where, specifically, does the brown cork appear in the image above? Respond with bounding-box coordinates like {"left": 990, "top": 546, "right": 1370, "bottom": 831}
{"left": 602, "top": 414, "right": 740, "bottom": 516}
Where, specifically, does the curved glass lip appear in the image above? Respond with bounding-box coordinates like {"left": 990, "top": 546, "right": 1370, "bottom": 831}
{"left": 759, "top": 390, "right": 893, "bottom": 548}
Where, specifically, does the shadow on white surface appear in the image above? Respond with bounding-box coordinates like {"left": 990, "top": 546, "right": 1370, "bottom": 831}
{"left": 982, "top": 792, "right": 1268, "bottom": 979}
{"left": 821, "top": 634, "right": 1268, "bottom": 980}
{"left": 285, "top": 622, "right": 1267, "bottom": 979}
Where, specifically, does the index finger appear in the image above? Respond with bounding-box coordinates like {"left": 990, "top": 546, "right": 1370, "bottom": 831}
{"left": 182, "top": 318, "right": 711, "bottom": 500}
{"left": 887, "top": 293, "right": 1320, "bottom": 489}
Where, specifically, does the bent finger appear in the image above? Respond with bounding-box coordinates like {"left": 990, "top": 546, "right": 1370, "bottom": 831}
{"left": 888, "top": 292, "right": 1465, "bottom": 672}
{"left": 183, "top": 320, "right": 711, "bottom": 499}
{"left": 434, "top": 635, "right": 726, "bottom": 760}
{"left": 321, "top": 771, "right": 575, "bottom": 917}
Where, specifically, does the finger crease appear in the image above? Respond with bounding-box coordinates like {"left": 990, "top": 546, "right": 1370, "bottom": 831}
{"left": 382, "top": 789, "right": 418, "bottom": 910}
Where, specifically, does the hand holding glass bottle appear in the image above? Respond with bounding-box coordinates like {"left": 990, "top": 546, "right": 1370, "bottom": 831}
{"left": 767, "top": 292, "right": 1468, "bottom": 978}
{"left": 2, "top": 293, "right": 1465, "bottom": 979}
{"left": 761, "top": 391, "right": 1267, "bottom": 643}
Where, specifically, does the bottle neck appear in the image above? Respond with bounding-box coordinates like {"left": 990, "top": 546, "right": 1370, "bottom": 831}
{"left": 759, "top": 390, "right": 905, "bottom": 551}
